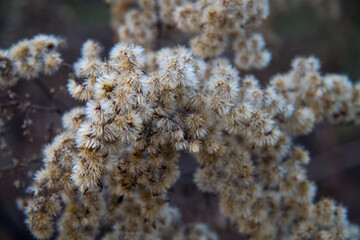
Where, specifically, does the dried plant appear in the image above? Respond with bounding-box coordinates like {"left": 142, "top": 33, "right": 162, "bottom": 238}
{"left": 0, "top": 0, "right": 359, "bottom": 239}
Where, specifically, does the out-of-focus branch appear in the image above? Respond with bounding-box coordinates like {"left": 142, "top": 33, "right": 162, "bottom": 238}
{"left": 309, "top": 138, "right": 360, "bottom": 181}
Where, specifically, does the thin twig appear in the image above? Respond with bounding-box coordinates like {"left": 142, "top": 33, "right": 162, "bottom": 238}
{"left": 0, "top": 157, "right": 41, "bottom": 172}
{"left": 33, "top": 78, "right": 70, "bottom": 113}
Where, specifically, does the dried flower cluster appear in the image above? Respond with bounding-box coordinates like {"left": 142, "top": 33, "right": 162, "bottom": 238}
{"left": 0, "top": 0, "right": 356, "bottom": 240}
{"left": 19, "top": 41, "right": 360, "bottom": 239}
{"left": 106, "top": 0, "right": 157, "bottom": 48}
{"left": 107, "top": 0, "right": 271, "bottom": 70}
{"left": 0, "top": 34, "right": 63, "bottom": 86}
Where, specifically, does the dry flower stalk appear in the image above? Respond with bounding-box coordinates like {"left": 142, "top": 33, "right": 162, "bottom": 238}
{"left": 0, "top": 0, "right": 358, "bottom": 239}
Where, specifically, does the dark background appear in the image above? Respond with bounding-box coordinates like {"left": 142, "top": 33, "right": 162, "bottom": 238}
{"left": 0, "top": 0, "right": 360, "bottom": 239}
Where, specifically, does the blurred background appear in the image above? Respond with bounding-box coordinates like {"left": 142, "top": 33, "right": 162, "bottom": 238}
{"left": 0, "top": 0, "right": 360, "bottom": 239}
